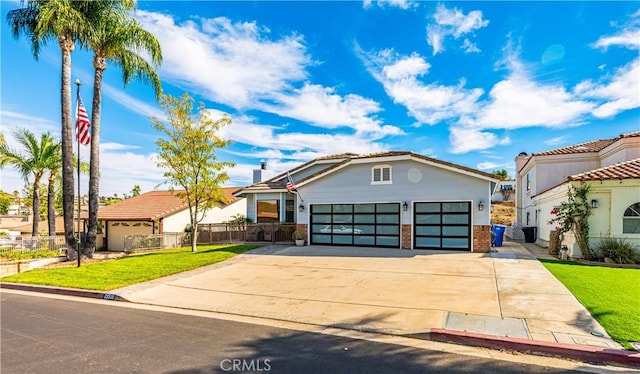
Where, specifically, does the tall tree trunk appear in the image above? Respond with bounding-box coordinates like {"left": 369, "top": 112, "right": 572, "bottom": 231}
{"left": 47, "top": 173, "right": 56, "bottom": 237}
{"left": 31, "top": 175, "right": 42, "bottom": 237}
{"left": 59, "top": 35, "right": 77, "bottom": 259}
{"left": 85, "top": 57, "right": 105, "bottom": 257}
{"left": 191, "top": 222, "right": 198, "bottom": 252}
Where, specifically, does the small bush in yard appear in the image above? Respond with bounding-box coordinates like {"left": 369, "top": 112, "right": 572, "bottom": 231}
{"left": 593, "top": 236, "right": 639, "bottom": 264}
{"left": 1, "top": 249, "right": 61, "bottom": 261}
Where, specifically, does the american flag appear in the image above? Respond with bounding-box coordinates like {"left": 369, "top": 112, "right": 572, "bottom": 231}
{"left": 286, "top": 172, "right": 296, "bottom": 193}
{"left": 75, "top": 94, "right": 91, "bottom": 146}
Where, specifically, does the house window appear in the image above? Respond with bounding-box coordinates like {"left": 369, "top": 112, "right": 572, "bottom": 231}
{"left": 372, "top": 165, "right": 392, "bottom": 185}
{"left": 257, "top": 200, "right": 279, "bottom": 223}
{"left": 623, "top": 202, "right": 640, "bottom": 234}
{"left": 526, "top": 173, "right": 531, "bottom": 192}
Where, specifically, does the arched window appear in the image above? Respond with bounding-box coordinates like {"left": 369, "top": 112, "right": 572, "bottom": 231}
{"left": 623, "top": 202, "right": 640, "bottom": 234}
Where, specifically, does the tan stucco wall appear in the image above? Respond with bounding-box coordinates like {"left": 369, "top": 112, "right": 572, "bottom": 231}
{"left": 536, "top": 179, "right": 640, "bottom": 258}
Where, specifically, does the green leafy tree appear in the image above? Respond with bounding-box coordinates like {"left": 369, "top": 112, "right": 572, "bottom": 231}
{"left": 153, "top": 93, "right": 235, "bottom": 252}
{"left": 548, "top": 183, "right": 593, "bottom": 259}
{"left": 491, "top": 169, "right": 510, "bottom": 181}
{"left": 131, "top": 184, "right": 141, "bottom": 197}
{"left": 83, "top": 1, "right": 162, "bottom": 256}
{"left": 7, "top": 0, "right": 93, "bottom": 249}
{"left": 0, "top": 191, "right": 12, "bottom": 215}
{"left": 0, "top": 129, "right": 61, "bottom": 236}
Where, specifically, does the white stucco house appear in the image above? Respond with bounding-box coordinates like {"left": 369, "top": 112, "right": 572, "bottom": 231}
{"left": 235, "top": 152, "right": 498, "bottom": 252}
{"left": 514, "top": 131, "right": 640, "bottom": 257}
{"left": 96, "top": 189, "right": 246, "bottom": 251}
{"left": 492, "top": 180, "right": 516, "bottom": 202}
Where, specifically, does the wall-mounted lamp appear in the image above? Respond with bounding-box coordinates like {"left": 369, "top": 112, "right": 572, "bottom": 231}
{"left": 402, "top": 201, "right": 408, "bottom": 211}
{"left": 478, "top": 201, "right": 484, "bottom": 211}
{"left": 298, "top": 203, "right": 304, "bottom": 212}
{"left": 591, "top": 199, "right": 598, "bottom": 209}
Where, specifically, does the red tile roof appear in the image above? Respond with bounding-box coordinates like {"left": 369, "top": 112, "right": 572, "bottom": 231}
{"left": 533, "top": 131, "right": 640, "bottom": 157}
{"left": 97, "top": 188, "right": 241, "bottom": 221}
{"left": 568, "top": 158, "right": 640, "bottom": 181}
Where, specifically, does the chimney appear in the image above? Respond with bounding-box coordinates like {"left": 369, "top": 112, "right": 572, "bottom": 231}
{"left": 253, "top": 160, "right": 267, "bottom": 184}
{"left": 515, "top": 152, "right": 530, "bottom": 174}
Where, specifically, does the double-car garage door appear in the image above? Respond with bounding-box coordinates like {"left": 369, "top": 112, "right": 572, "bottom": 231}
{"left": 309, "top": 201, "right": 471, "bottom": 250}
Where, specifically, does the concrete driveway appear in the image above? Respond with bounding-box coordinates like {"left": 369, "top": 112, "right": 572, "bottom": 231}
{"left": 115, "top": 241, "right": 620, "bottom": 349}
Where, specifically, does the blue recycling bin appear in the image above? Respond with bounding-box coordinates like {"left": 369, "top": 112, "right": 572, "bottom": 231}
{"left": 491, "top": 225, "right": 506, "bottom": 247}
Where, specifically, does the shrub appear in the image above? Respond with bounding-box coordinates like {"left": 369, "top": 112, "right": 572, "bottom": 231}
{"left": 593, "top": 236, "right": 639, "bottom": 264}
{"left": 1, "top": 249, "right": 61, "bottom": 261}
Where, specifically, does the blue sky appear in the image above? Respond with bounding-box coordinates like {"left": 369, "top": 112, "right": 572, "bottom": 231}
{"left": 1, "top": 1, "right": 639, "bottom": 196}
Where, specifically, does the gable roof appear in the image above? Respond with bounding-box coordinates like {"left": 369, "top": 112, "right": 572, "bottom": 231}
{"left": 236, "top": 151, "right": 497, "bottom": 194}
{"left": 531, "top": 131, "right": 640, "bottom": 157}
{"left": 97, "top": 188, "right": 241, "bottom": 221}
{"left": 568, "top": 158, "right": 640, "bottom": 181}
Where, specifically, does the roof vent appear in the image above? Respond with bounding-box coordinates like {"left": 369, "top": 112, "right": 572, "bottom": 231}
{"left": 260, "top": 160, "right": 267, "bottom": 170}
{"left": 518, "top": 152, "right": 528, "bottom": 157}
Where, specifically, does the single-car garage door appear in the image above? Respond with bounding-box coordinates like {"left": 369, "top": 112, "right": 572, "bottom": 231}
{"left": 310, "top": 203, "right": 400, "bottom": 248}
{"left": 414, "top": 201, "right": 471, "bottom": 250}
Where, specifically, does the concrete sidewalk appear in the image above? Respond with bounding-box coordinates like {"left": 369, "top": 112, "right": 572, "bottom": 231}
{"left": 114, "top": 240, "right": 621, "bottom": 351}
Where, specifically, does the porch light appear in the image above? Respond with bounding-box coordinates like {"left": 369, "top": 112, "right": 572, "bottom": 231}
{"left": 298, "top": 203, "right": 304, "bottom": 212}
{"left": 402, "top": 201, "right": 408, "bottom": 211}
{"left": 478, "top": 201, "right": 484, "bottom": 211}
{"left": 591, "top": 199, "right": 598, "bottom": 209}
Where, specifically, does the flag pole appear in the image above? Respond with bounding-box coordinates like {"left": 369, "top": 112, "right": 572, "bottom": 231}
{"left": 75, "top": 79, "right": 82, "bottom": 268}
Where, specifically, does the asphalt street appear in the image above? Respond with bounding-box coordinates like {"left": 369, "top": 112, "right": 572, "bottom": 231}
{"left": 1, "top": 292, "right": 586, "bottom": 374}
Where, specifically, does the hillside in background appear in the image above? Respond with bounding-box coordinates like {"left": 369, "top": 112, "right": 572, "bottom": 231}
{"left": 491, "top": 201, "right": 515, "bottom": 226}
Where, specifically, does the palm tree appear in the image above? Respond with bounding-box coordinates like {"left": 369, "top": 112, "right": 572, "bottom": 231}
{"left": 7, "top": 0, "right": 93, "bottom": 249}
{"left": 0, "top": 129, "right": 61, "bottom": 236}
{"left": 46, "top": 155, "right": 89, "bottom": 237}
{"left": 83, "top": 4, "right": 162, "bottom": 255}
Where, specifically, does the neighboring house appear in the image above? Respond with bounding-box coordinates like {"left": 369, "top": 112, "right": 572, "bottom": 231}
{"left": 492, "top": 180, "right": 516, "bottom": 202}
{"left": 514, "top": 131, "right": 640, "bottom": 257}
{"left": 235, "top": 152, "right": 498, "bottom": 252}
{"left": 9, "top": 216, "right": 66, "bottom": 237}
{"left": 95, "top": 189, "right": 246, "bottom": 251}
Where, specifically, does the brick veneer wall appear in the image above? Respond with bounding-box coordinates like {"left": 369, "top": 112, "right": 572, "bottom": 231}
{"left": 296, "top": 224, "right": 308, "bottom": 240}
{"left": 401, "top": 224, "right": 412, "bottom": 249}
{"left": 473, "top": 225, "right": 491, "bottom": 252}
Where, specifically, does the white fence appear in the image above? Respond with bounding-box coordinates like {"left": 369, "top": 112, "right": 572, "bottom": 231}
{"left": 123, "top": 233, "right": 187, "bottom": 252}
{"left": 0, "top": 236, "right": 67, "bottom": 257}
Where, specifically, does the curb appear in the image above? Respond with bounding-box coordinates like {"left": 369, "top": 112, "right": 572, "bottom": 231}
{"left": 0, "top": 282, "right": 126, "bottom": 301}
{"left": 430, "top": 328, "right": 640, "bottom": 368}
{"left": 4, "top": 282, "right": 638, "bottom": 368}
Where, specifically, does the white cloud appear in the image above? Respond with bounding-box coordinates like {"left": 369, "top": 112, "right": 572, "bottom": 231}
{"left": 469, "top": 73, "right": 594, "bottom": 129}
{"left": 476, "top": 161, "right": 512, "bottom": 171}
{"left": 361, "top": 49, "right": 483, "bottom": 125}
{"left": 449, "top": 127, "right": 510, "bottom": 154}
{"left": 427, "top": 4, "right": 489, "bottom": 56}
{"left": 102, "top": 84, "right": 164, "bottom": 119}
{"left": 363, "top": 0, "right": 417, "bottom": 10}
{"left": 594, "top": 29, "right": 640, "bottom": 50}
{"left": 136, "top": 11, "right": 390, "bottom": 138}
{"left": 574, "top": 59, "right": 640, "bottom": 119}
{"left": 261, "top": 84, "right": 402, "bottom": 137}
{"left": 0, "top": 110, "right": 59, "bottom": 136}
{"left": 544, "top": 136, "right": 569, "bottom": 146}
{"left": 135, "top": 11, "right": 310, "bottom": 109}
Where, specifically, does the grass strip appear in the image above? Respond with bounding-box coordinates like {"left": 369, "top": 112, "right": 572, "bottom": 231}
{"left": 540, "top": 259, "right": 640, "bottom": 349}
{"left": 1, "top": 244, "right": 260, "bottom": 291}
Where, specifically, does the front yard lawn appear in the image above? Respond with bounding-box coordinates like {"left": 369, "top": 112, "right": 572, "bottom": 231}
{"left": 1, "top": 244, "right": 259, "bottom": 291}
{"left": 540, "top": 259, "right": 640, "bottom": 349}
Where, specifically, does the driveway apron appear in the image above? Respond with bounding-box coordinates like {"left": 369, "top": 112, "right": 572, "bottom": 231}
{"left": 115, "top": 241, "right": 620, "bottom": 349}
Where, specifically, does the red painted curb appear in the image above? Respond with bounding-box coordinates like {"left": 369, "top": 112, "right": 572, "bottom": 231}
{"left": 430, "top": 328, "right": 640, "bottom": 368}
{"left": 0, "top": 282, "right": 121, "bottom": 301}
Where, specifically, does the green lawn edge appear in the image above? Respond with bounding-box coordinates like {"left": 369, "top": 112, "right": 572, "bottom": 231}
{"left": 1, "top": 244, "right": 261, "bottom": 291}
{"left": 539, "top": 259, "right": 640, "bottom": 350}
